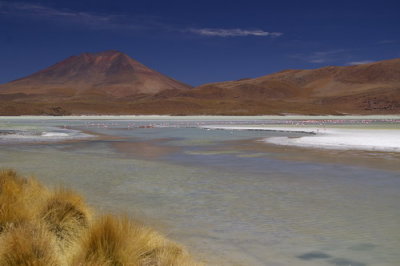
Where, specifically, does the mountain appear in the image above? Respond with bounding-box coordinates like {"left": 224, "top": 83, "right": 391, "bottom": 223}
{"left": 0, "top": 50, "right": 191, "bottom": 115}
{"left": 179, "top": 58, "right": 400, "bottom": 114}
{"left": 0, "top": 53, "right": 399, "bottom": 115}
{"left": 141, "top": 58, "right": 399, "bottom": 115}
{"left": 0, "top": 50, "right": 190, "bottom": 97}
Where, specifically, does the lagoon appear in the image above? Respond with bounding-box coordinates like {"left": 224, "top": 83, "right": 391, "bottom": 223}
{"left": 0, "top": 116, "right": 399, "bottom": 265}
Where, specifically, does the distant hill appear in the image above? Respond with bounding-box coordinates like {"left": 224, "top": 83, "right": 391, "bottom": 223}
{"left": 180, "top": 58, "right": 400, "bottom": 115}
{"left": 0, "top": 50, "right": 191, "bottom": 115}
{"left": 0, "top": 52, "right": 399, "bottom": 115}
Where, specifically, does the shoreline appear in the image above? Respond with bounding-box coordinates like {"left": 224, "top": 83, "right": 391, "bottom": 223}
{"left": 1, "top": 114, "right": 400, "bottom": 120}
{"left": 201, "top": 125, "right": 400, "bottom": 152}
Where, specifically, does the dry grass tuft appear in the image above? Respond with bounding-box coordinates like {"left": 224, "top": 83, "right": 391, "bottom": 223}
{"left": 0, "top": 169, "right": 48, "bottom": 233}
{"left": 40, "top": 188, "right": 92, "bottom": 262}
{"left": 74, "top": 215, "right": 201, "bottom": 266}
{"left": 0, "top": 169, "right": 201, "bottom": 265}
{"left": 0, "top": 223, "right": 63, "bottom": 266}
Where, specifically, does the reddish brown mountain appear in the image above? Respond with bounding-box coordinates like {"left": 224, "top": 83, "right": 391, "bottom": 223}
{"left": 0, "top": 53, "right": 399, "bottom": 115}
{"left": 176, "top": 58, "right": 400, "bottom": 114}
{"left": 0, "top": 50, "right": 190, "bottom": 97}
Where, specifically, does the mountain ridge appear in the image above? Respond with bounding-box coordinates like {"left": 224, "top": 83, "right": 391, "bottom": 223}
{"left": 0, "top": 52, "right": 399, "bottom": 115}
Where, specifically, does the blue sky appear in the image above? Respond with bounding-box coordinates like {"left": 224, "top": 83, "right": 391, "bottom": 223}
{"left": 0, "top": 0, "right": 399, "bottom": 86}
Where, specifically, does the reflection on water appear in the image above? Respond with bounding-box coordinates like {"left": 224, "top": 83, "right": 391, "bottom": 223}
{"left": 0, "top": 117, "right": 399, "bottom": 265}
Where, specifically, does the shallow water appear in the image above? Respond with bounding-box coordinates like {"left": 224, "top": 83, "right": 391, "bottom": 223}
{"left": 0, "top": 116, "right": 399, "bottom": 265}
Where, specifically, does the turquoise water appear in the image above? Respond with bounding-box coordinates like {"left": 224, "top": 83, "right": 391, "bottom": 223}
{"left": 0, "top": 116, "right": 399, "bottom": 265}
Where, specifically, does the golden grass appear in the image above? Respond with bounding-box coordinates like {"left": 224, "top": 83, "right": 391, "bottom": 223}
{"left": 74, "top": 215, "right": 199, "bottom": 266}
{"left": 0, "top": 223, "right": 63, "bottom": 266}
{"left": 40, "top": 188, "right": 93, "bottom": 263}
{"left": 0, "top": 169, "right": 201, "bottom": 265}
{"left": 0, "top": 169, "right": 48, "bottom": 233}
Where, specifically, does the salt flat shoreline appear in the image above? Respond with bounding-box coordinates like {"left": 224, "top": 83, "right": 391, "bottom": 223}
{"left": 1, "top": 115, "right": 400, "bottom": 120}
{"left": 1, "top": 115, "right": 399, "bottom": 150}
{"left": 201, "top": 125, "right": 400, "bottom": 152}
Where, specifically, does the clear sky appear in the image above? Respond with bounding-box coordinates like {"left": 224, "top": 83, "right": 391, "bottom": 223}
{"left": 0, "top": 0, "right": 399, "bottom": 86}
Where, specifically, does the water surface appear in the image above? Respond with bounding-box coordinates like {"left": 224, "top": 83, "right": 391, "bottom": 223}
{"left": 0, "top": 116, "right": 399, "bottom": 265}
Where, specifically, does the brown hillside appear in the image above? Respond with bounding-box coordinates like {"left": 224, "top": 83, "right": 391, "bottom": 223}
{"left": 0, "top": 50, "right": 191, "bottom": 98}
{"left": 0, "top": 54, "right": 399, "bottom": 115}
{"left": 185, "top": 58, "right": 400, "bottom": 114}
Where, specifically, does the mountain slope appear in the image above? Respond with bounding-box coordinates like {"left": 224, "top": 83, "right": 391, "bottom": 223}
{"left": 194, "top": 58, "right": 400, "bottom": 96}
{"left": 0, "top": 54, "right": 399, "bottom": 115}
{"left": 0, "top": 50, "right": 190, "bottom": 98}
{"left": 175, "top": 58, "right": 400, "bottom": 114}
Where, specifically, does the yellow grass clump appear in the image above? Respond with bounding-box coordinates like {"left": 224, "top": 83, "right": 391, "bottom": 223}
{"left": 74, "top": 215, "right": 199, "bottom": 266}
{"left": 0, "top": 169, "right": 201, "bottom": 265}
{"left": 0, "top": 169, "right": 48, "bottom": 233}
{"left": 0, "top": 223, "right": 63, "bottom": 266}
{"left": 40, "top": 188, "right": 93, "bottom": 263}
